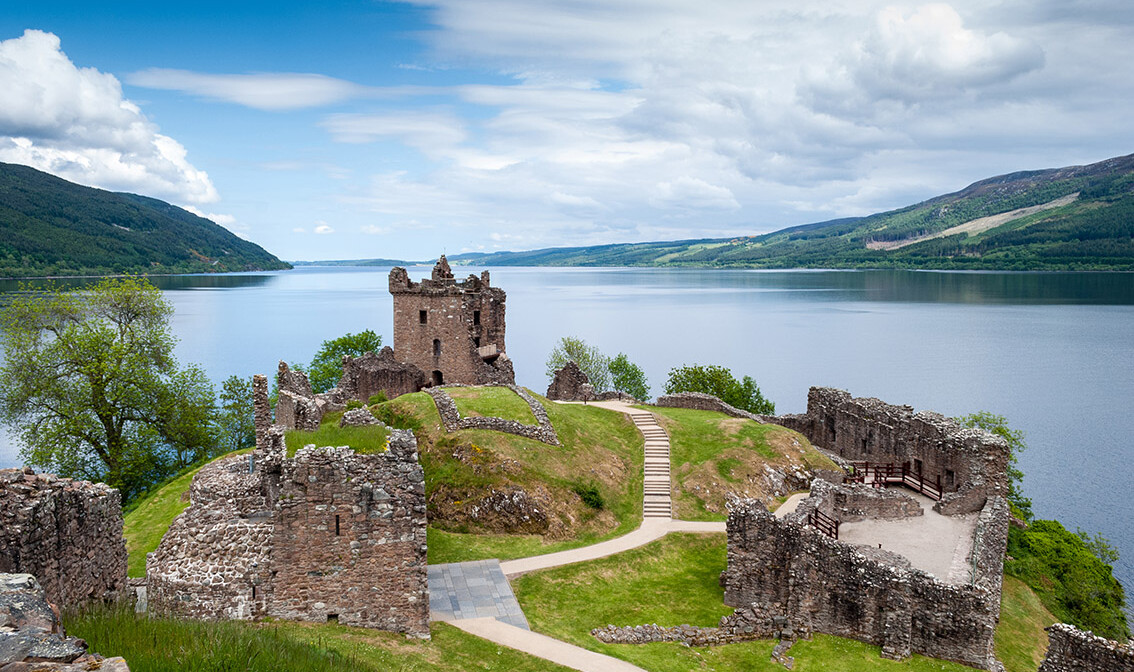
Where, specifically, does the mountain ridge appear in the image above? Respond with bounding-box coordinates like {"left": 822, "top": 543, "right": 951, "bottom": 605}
{"left": 0, "top": 162, "right": 290, "bottom": 278}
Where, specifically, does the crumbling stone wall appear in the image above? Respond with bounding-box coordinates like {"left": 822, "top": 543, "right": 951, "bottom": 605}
{"left": 546, "top": 361, "right": 591, "bottom": 401}
{"left": 0, "top": 469, "right": 126, "bottom": 609}
{"left": 774, "top": 387, "right": 1009, "bottom": 515}
{"left": 427, "top": 385, "right": 560, "bottom": 446}
{"left": 809, "top": 477, "right": 923, "bottom": 522}
{"left": 656, "top": 392, "right": 770, "bottom": 424}
{"left": 274, "top": 362, "right": 322, "bottom": 431}
{"left": 389, "top": 257, "right": 514, "bottom": 387}
{"left": 1039, "top": 623, "right": 1134, "bottom": 672}
{"left": 339, "top": 347, "right": 426, "bottom": 401}
{"left": 0, "top": 573, "right": 130, "bottom": 671}
{"left": 720, "top": 495, "right": 1010, "bottom": 670}
{"left": 147, "top": 425, "right": 429, "bottom": 637}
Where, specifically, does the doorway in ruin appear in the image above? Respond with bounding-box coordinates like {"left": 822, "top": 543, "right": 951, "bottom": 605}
{"left": 432, "top": 370, "right": 444, "bottom": 386}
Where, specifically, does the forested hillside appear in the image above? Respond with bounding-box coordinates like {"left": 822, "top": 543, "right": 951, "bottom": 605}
{"left": 0, "top": 162, "right": 290, "bottom": 277}
{"left": 449, "top": 153, "right": 1134, "bottom": 271}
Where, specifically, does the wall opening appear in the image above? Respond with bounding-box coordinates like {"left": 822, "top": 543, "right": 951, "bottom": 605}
{"left": 946, "top": 469, "right": 955, "bottom": 486}
{"left": 419, "top": 310, "right": 428, "bottom": 324}
{"left": 327, "top": 614, "right": 338, "bottom": 623}
{"left": 432, "top": 370, "right": 444, "bottom": 386}
{"left": 335, "top": 514, "right": 341, "bottom": 536}
{"left": 473, "top": 336, "right": 481, "bottom": 347}
{"left": 473, "top": 310, "right": 481, "bottom": 326}
{"left": 433, "top": 339, "right": 441, "bottom": 358}
{"left": 914, "top": 458, "right": 923, "bottom": 475}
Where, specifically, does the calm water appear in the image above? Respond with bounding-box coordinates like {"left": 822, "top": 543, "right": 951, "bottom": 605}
{"left": 2, "top": 267, "right": 1133, "bottom": 597}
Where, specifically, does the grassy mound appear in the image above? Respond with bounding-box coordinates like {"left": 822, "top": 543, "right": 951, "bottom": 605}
{"left": 447, "top": 386, "right": 538, "bottom": 424}
{"left": 644, "top": 406, "right": 837, "bottom": 520}
{"left": 513, "top": 532, "right": 1053, "bottom": 672}
{"left": 376, "top": 390, "right": 643, "bottom": 564}
{"left": 65, "top": 607, "right": 571, "bottom": 672}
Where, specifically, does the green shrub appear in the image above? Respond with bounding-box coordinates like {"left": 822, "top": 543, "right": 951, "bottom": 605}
{"left": 663, "top": 364, "right": 775, "bottom": 415}
{"left": 573, "top": 483, "right": 605, "bottom": 510}
{"left": 368, "top": 391, "right": 389, "bottom": 405}
{"left": 345, "top": 399, "right": 364, "bottom": 410}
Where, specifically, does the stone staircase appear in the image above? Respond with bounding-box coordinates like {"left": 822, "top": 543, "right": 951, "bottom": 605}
{"left": 630, "top": 411, "right": 672, "bottom": 519}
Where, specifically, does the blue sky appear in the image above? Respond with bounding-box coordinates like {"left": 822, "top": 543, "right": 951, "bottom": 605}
{"left": 2, "top": 1, "right": 1133, "bottom": 261}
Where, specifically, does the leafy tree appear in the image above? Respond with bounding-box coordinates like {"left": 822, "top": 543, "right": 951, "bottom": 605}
{"left": 0, "top": 277, "right": 218, "bottom": 501}
{"left": 217, "top": 375, "right": 256, "bottom": 453}
{"left": 545, "top": 336, "right": 611, "bottom": 392}
{"left": 307, "top": 330, "right": 383, "bottom": 393}
{"left": 607, "top": 353, "right": 650, "bottom": 401}
{"left": 663, "top": 364, "right": 775, "bottom": 415}
{"left": 958, "top": 411, "right": 1032, "bottom": 520}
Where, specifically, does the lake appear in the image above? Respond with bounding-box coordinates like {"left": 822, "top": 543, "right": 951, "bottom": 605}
{"left": 2, "top": 266, "right": 1133, "bottom": 598}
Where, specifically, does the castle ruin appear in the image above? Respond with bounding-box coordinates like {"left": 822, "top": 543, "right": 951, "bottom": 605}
{"left": 145, "top": 370, "right": 429, "bottom": 637}
{"left": 389, "top": 256, "right": 514, "bottom": 387}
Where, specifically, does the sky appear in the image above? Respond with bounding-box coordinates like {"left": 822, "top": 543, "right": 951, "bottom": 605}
{"left": 1, "top": 1, "right": 1132, "bottom": 262}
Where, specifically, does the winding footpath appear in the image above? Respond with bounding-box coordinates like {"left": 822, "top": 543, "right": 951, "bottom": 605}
{"left": 427, "top": 400, "right": 725, "bottom": 672}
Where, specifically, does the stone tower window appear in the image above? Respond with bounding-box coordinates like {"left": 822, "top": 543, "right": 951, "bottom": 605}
{"left": 473, "top": 310, "right": 481, "bottom": 326}
{"left": 433, "top": 339, "right": 441, "bottom": 358}
{"left": 419, "top": 310, "right": 428, "bottom": 324}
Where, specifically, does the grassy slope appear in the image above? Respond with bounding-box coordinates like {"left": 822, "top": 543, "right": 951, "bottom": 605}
{"left": 644, "top": 406, "right": 837, "bottom": 521}
{"left": 447, "top": 386, "right": 538, "bottom": 424}
{"left": 66, "top": 609, "right": 571, "bottom": 672}
{"left": 420, "top": 392, "right": 644, "bottom": 563}
{"left": 996, "top": 576, "right": 1057, "bottom": 672}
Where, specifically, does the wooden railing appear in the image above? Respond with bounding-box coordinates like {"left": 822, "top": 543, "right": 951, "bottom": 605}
{"left": 808, "top": 509, "right": 840, "bottom": 539}
{"left": 847, "top": 461, "right": 942, "bottom": 501}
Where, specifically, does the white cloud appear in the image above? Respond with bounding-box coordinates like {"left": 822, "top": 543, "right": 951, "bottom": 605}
{"left": 0, "top": 30, "right": 218, "bottom": 204}
{"left": 320, "top": 112, "right": 467, "bottom": 156}
{"left": 313, "top": 222, "right": 335, "bottom": 234}
{"left": 129, "top": 69, "right": 370, "bottom": 111}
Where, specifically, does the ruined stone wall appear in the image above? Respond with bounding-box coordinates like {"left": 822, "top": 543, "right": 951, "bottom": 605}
{"left": 274, "top": 362, "right": 322, "bottom": 431}
{"left": 721, "top": 497, "right": 1006, "bottom": 669}
{"left": 427, "top": 385, "right": 560, "bottom": 446}
{"left": 1039, "top": 623, "right": 1134, "bottom": 672}
{"left": 147, "top": 428, "right": 429, "bottom": 637}
{"left": 339, "top": 347, "right": 426, "bottom": 401}
{"left": 266, "top": 438, "right": 428, "bottom": 636}
{"left": 146, "top": 454, "right": 272, "bottom": 622}
{"left": 546, "top": 361, "right": 591, "bottom": 401}
{"left": 809, "top": 478, "right": 923, "bottom": 523}
{"left": 774, "top": 387, "right": 1010, "bottom": 515}
{"left": 0, "top": 469, "right": 126, "bottom": 609}
{"left": 655, "top": 392, "right": 770, "bottom": 424}
{"left": 389, "top": 259, "right": 512, "bottom": 387}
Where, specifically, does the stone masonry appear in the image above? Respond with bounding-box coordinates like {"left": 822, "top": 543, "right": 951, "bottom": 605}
{"left": 0, "top": 573, "right": 130, "bottom": 671}
{"left": 1038, "top": 623, "right": 1134, "bottom": 672}
{"left": 546, "top": 361, "right": 591, "bottom": 401}
{"left": 389, "top": 256, "right": 514, "bottom": 387}
{"left": 148, "top": 399, "right": 429, "bottom": 637}
{"left": 720, "top": 494, "right": 1011, "bottom": 669}
{"left": 656, "top": 392, "right": 770, "bottom": 424}
{"left": 339, "top": 347, "right": 426, "bottom": 402}
{"left": 775, "top": 387, "right": 1010, "bottom": 515}
{"left": 427, "top": 385, "right": 560, "bottom": 446}
{"left": 0, "top": 469, "right": 126, "bottom": 610}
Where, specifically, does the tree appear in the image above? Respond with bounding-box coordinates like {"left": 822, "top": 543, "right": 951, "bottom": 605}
{"left": 545, "top": 336, "right": 610, "bottom": 391}
{"left": 608, "top": 353, "right": 650, "bottom": 401}
{"left": 217, "top": 375, "right": 256, "bottom": 453}
{"left": 0, "top": 277, "right": 217, "bottom": 501}
{"left": 663, "top": 364, "right": 775, "bottom": 415}
{"left": 958, "top": 411, "right": 1032, "bottom": 520}
{"left": 307, "top": 330, "right": 383, "bottom": 393}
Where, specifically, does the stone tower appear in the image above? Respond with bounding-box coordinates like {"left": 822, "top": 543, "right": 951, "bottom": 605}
{"left": 388, "top": 256, "right": 514, "bottom": 386}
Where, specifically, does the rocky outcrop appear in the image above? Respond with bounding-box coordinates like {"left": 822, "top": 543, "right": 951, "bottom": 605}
{"left": 0, "top": 469, "right": 126, "bottom": 610}
{"left": 546, "top": 361, "right": 591, "bottom": 402}
{"left": 0, "top": 573, "right": 129, "bottom": 671}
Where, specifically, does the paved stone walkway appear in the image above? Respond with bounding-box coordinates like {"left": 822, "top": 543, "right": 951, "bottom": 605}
{"left": 428, "top": 560, "right": 529, "bottom": 629}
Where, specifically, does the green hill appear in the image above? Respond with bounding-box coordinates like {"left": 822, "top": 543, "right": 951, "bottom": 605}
{"left": 448, "top": 153, "right": 1134, "bottom": 271}
{"left": 0, "top": 162, "right": 290, "bottom": 277}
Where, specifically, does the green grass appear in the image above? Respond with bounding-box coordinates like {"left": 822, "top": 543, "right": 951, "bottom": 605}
{"left": 65, "top": 606, "right": 571, "bottom": 672}
{"left": 421, "top": 392, "right": 643, "bottom": 563}
{"left": 123, "top": 450, "right": 251, "bottom": 578}
{"left": 447, "top": 386, "right": 538, "bottom": 425}
{"left": 513, "top": 532, "right": 1021, "bottom": 672}
{"left": 638, "top": 406, "right": 837, "bottom": 521}
{"left": 285, "top": 422, "right": 389, "bottom": 457}
{"left": 996, "top": 575, "right": 1057, "bottom": 672}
